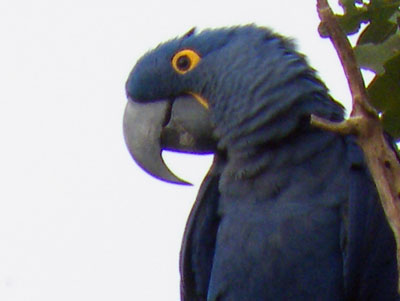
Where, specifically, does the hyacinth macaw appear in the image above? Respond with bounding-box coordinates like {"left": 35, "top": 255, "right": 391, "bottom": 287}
{"left": 123, "top": 25, "right": 399, "bottom": 300}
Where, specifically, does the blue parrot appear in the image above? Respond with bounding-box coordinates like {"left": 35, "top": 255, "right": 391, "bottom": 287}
{"left": 123, "top": 25, "right": 399, "bottom": 300}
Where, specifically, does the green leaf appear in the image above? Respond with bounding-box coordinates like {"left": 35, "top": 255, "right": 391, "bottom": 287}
{"left": 368, "top": 54, "right": 400, "bottom": 139}
{"left": 336, "top": 12, "right": 367, "bottom": 35}
{"left": 357, "top": 19, "right": 397, "bottom": 44}
{"left": 339, "top": 0, "right": 361, "bottom": 11}
{"left": 339, "top": 0, "right": 355, "bottom": 9}
{"left": 338, "top": 1, "right": 368, "bottom": 35}
{"left": 369, "top": 0, "right": 400, "bottom": 9}
{"left": 336, "top": 1, "right": 400, "bottom": 139}
{"left": 354, "top": 31, "right": 400, "bottom": 74}
{"left": 357, "top": 2, "right": 400, "bottom": 44}
{"left": 318, "top": 1, "right": 368, "bottom": 37}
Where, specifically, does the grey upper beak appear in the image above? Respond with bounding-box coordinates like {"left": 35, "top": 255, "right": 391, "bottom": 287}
{"left": 123, "top": 95, "right": 216, "bottom": 185}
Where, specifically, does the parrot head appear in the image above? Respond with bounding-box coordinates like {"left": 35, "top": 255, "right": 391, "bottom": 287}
{"left": 123, "top": 25, "right": 343, "bottom": 184}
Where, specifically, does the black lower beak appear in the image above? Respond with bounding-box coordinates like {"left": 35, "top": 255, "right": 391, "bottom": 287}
{"left": 123, "top": 95, "right": 216, "bottom": 185}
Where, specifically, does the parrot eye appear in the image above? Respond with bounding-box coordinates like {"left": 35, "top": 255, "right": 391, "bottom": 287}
{"left": 172, "top": 49, "right": 201, "bottom": 74}
{"left": 177, "top": 56, "right": 190, "bottom": 71}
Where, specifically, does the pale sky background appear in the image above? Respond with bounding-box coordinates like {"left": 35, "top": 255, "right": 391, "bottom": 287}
{"left": 0, "top": 1, "right": 357, "bottom": 300}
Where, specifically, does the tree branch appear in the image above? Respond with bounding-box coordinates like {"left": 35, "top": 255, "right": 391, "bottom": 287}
{"left": 316, "top": 0, "right": 377, "bottom": 118}
{"left": 314, "top": 0, "right": 400, "bottom": 291}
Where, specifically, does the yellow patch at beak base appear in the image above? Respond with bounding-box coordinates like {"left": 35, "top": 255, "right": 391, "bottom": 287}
{"left": 188, "top": 92, "right": 209, "bottom": 109}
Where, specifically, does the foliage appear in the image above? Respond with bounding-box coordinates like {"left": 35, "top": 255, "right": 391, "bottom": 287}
{"left": 326, "top": 0, "right": 400, "bottom": 140}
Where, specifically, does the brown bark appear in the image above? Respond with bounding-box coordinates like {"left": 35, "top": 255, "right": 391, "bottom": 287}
{"left": 313, "top": 0, "right": 400, "bottom": 291}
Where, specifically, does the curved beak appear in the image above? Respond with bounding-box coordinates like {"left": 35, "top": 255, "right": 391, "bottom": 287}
{"left": 123, "top": 95, "right": 216, "bottom": 185}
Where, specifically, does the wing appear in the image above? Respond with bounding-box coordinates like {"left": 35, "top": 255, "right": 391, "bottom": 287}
{"left": 180, "top": 156, "right": 224, "bottom": 300}
{"left": 343, "top": 136, "right": 399, "bottom": 300}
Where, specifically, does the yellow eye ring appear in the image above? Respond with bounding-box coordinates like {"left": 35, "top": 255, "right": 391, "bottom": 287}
{"left": 171, "top": 49, "right": 201, "bottom": 74}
